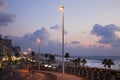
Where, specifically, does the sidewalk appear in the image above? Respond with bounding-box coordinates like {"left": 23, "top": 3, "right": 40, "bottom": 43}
{"left": 1, "top": 69, "right": 87, "bottom": 80}
{"left": 13, "top": 69, "right": 56, "bottom": 80}
{"left": 40, "top": 71, "right": 87, "bottom": 80}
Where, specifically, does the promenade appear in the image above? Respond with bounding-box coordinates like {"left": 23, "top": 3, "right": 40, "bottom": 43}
{"left": 0, "top": 69, "right": 86, "bottom": 80}
{"left": 41, "top": 71, "right": 87, "bottom": 80}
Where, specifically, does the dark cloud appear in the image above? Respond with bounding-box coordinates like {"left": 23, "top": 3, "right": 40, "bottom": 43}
{"left": 91, "top": 24, "right": 120, "bottom": 47}
{"left": 30, "top": 28, "right": 49, "bottom": 41}
{"left": 64, "top": 30, "right": 68, "bottom": 35}
{"left": 0, "top": 0, "right": 15, "bottom": 27}
{"left": 0, "top": 0, "right": 7, "bottom": 12}
{"left": 50, "top": 24, "right": 68, "bottom": 35}
{"left": 71, "top": 41, "right": 80, "bottom": 44}
{"left": 10, "top": 28, "right": 50, "bottom": 53}
{"left": 0, "top": 13, "right": 15, "bottom": 26}
{"left": 50, "top": 25, "right": 61, "bottom": 30}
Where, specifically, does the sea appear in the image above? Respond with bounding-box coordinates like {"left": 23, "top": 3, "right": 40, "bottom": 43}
{"left": 56, "top": 56, "right": 120, "bottom": 70}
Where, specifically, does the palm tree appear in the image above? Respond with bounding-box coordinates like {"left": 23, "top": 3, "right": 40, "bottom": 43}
{"left": 102, "top": 59, "right": 114, "bottom": 69}
{"left": 31, "top": 51, "right": 36, "bottom": 62}
{"left": 81, "top": 58, "right": 87, "bottom": 66}
{"left": 107, "top": 59, "right": 114, "bottom": 69}
{"left": 77, "top": 58, "right": 81, "bottom": 67}
{"left": 31, "top": 51, "right": 35, "bottom": 57}
{"left": 64, "top": 52, "right": 70, "bottom": 66}
{"left": 13, "top": 46, "right": 21, "bottom": 58}
{"left": 44, "top": 53, "right": 49, "bottom": 63}
{"left": 49, "top": 54, "right": 55, "bottom": 64}
{"left": 102, "top": 59, "right": 108, "bottom": 69}
{"left": 72, "top": 59, "right": 78, "bottom": 67}
{"left": 30, "top": 51, "right": 36, "bottom": 68}
{"left": 15, "top": 52, "right": 20, "bottom": 58}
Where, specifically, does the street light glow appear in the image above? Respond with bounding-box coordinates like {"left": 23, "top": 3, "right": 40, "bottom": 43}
{"left": 28, "top": 48, "right": 31, "bottom": 51}
{"left": 37, "top": 38, "right": 40, "bottom": 43}
{"left": 59, "top": 6, "right": 64, "bottom": 11}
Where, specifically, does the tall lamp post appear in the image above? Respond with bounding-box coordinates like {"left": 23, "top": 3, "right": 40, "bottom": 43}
{"left": 28, "top": 48, "right": 31, "bottom": 68}
{"left": 36, "top": 38, "right": 41, "bottom": 70}
{"left": 23, "top": 51, "right": 28, "bottom": 69}
{"left": 28, "top": 48, "right": 32, "bottom": 56}
{"left": 37, "top": 38, "right": 40, "bottom": 54}
{"left": 59, "top": 5, "right": 64, "bottom": 74}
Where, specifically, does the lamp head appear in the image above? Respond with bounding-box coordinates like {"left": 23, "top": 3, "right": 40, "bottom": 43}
{"left": 59, "top": 6, "right": 64, "bottom": 11}
{"left": 37, "top": 38, "right": 40, "bottom": 43}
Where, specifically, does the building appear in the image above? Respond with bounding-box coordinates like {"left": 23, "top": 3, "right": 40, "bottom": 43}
{"left": 0, "top": 35, "right": 12, "bottom": 68}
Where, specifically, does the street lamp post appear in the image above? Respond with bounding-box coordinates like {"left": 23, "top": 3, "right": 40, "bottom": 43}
{"left": 37, "top": 38, "right": 40, "bottom": 54}
{"left": 28, "top": 48, "right": 31, "bottom": 56}
{"left": 23, "top": 51, "right": 28, "bottom": 69}
{"left": 28, "top": 48, "right": 31, "bottom": 69}
{"left": 36, "top": 38, "right": 41, "bottom": 70}
{"left": 59, "top": 5, "right": 64, "bottom": 74}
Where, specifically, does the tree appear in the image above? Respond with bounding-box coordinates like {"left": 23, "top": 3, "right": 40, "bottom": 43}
{"left": 31, "top": 51, "right": 35, "bottom": 57}
{"left": 77, "top": 58, "right": 81, "bottom": 67}
{"left": 15, "top": 52, "right": 20, "bottom": 58}
{"left": 31, "top": 51, "right": 35, "bottom": 67}
{"left": 44, "top": 53, "right": 49, "bottom": 63}
{"left": 102, "top": 59, "right": 108, "bottom": 68}
{"left": 64, "top": 52, "right": 70, "bottom": 66}
{"left": 107, "top": 59, "right": 114, "bottom": 69}
{"left": 72, "top": 59, "right": 78, "bottom": 67}
{"left": 12, "top": 46, "right": 21, "bottom": 58}
{"left": 31, "top": 51, "right": 36, "bottom": 62}
{"left": 49, "top": 54, "right": 55, "bottom": 64}
{"left": 81, "top": 58, "right": 87, "bottom": 66}
{"left": 102, "top": 59, "right": 114, "bottom": 69}
{"left": 12, "top": 46, "right": 21, "bottom": 53}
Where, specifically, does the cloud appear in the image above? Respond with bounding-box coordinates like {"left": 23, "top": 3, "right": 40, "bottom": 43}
{"left": 0, "top": 0, "right": 7, "bottom": 12}
{"left": 91, "top": 24, "right": 120, "bottom": 47}
{"left": 30, "top": 27, "right": 49, "bottom": 41}
{"left": 71, "top": 41, "right": 80, "bottom": 44}
{"left": 10, "top": 28, "right": 50, "bottom": 52}
{"left": 50, "top": 24, "right": 68, "bottom": 35}
{"left": 0, "top": 13, "right": 15, "bottom": 26}
{"left": 64, "top": 30, "right": 68, "bottom": 35}
{"left": 50, "top": 25, "right": 61, "bottom": 30}
{"left": 0, "top": 0, "right": 15, "bottom": 27}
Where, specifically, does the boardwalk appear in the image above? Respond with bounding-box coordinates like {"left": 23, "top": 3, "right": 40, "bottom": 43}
{"left": 1, "top": 69, "right": 56, "bottom": 80}
{"left": 1, "top": 69, "right": 86, "bottom": 80}
{"left": 40, "top": 71, "right": 87, "bottom": 80}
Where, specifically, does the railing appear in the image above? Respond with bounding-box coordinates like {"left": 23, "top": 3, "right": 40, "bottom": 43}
{"left": 41, "top": 66, "right": 120, "bottom": 80}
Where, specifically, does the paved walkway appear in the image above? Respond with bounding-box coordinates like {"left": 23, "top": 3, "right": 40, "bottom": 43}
{"left": 1, "top": 69, "right": 56, "bottom": 80}
{"left": 1, "top": 69, "right": 87, "bottom": 80}
{"left": 40, "top": 71, "right": 87, "bottom": 80}
{"left": 13, "top": 69, "right": 56, "bottom": 80}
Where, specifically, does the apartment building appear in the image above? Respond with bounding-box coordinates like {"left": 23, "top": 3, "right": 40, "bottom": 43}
{"left": 0, "top": 36, "right": 12, "bottom": 68}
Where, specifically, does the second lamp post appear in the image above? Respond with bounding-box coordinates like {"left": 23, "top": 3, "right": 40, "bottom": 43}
{"left": 59, "top": 5, "right": 64, "bottom": 74}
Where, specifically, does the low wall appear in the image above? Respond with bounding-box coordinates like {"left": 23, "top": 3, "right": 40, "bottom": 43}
{"left": 41, "top": 66, "right": 120, "bottom": 80}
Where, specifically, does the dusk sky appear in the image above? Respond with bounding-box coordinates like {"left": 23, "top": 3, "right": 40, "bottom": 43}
{"left": 0, "top": 0, "right": 120, "bottom": 56}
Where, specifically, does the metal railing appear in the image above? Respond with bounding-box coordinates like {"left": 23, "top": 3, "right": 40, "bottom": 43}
{"left": 40, "top": 66, "right": 120, "bottom": 80}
